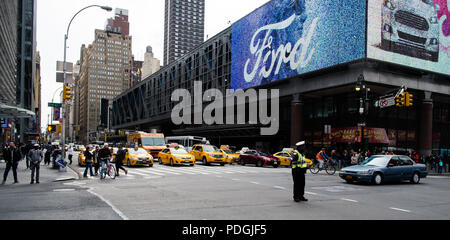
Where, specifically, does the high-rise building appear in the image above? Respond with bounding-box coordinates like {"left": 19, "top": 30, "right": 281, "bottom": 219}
{"left": 34, "top": 51, "right": 41, "bottom": 136}
{"left": 0, "top": 0, "right": 18, "bottom": 143}
{"left": 141, "top": 46, "right": 161, "bottom": 79}
{"left": 78, "top": 26, "right": 133, "bottom": 143}
{"left": 16, "top": 0, "right": 38, "bottom": 142}
{"left": 105, "top": 8, "right": 129, "bottom": 37}
{"left": 164, "top": 0, "right": 205, "bottom": 66}
{"left": 0, "top": 0, "right": 18, "bottom": 105}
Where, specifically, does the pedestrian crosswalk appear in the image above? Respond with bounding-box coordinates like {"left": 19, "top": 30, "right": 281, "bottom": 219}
{"left": 75, "top": 164, "right": 290, "bottom": 180}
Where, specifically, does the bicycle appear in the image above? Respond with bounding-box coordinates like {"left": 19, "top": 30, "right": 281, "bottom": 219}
{"left": 309, "top": 158, "right": 336, "bottom": 175}
{"left": 100, "top": 157, "right": 116, "bottom": 180}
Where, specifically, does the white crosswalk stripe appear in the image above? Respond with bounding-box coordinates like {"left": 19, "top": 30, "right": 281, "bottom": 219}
{"left": 76, "top": 165, "right": 288, "bottom": 180}
{"left": 131, "top": 169, "right": 165, "bottom": 177}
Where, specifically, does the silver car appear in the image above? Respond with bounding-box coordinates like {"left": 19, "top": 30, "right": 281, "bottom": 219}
{"left": 381, "top": 0, "right": 440, "bottom": 62}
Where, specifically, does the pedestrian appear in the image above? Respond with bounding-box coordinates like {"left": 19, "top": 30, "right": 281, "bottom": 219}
{"left": 28, "top": 144, "right": 43, "bottom": 184}
{"left": 341, "top": 149, "right": 350, "bottom": 167}
{"left": 115, "top": 144, "right": 128, "bottom": 176}
{"left": 291, "top": 141, "right": 308, "bottom": 202}
{"left": 67, "top": 147, "right": 74, "bottom": 165}
{"left": 438, "top": 158, "right": 444, "bottom": 174}
{"left": 83, "top": 146, "right": 94, "bottom": 178}
{"left": 93, "top": 146, "right": 100, "bottom": 176}
{"left": 23, "top": 142, "right": 32, "bottom": 169}
{"left": 98, "top": 143, "right": 112, "bottom": 178}
{"left": 44, "top": 146, "right": 52, "bottom": 165}
{"left": 2, "top": 142, "right": 22, "bottom": 185}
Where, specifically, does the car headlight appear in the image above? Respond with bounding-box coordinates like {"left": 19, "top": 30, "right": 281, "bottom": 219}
{"left": 360, "top": 170, "right": 374, "bottom": 175}
{"left": 384, "top": 0, "right": 395, "bottom": 10}
{"left": 430, "top": 17, "right": 438, "bottom": 24}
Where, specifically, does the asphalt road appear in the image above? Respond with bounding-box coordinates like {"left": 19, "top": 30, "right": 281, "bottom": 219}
{"left": 69, "top": 152, "right": 450, "bottom": 220}
{"left": 1, "top": 151, "right": 450, "bottom": 220}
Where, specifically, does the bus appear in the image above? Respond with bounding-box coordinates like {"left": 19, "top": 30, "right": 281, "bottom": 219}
{"left": 165, "top": 136, "right": 208, "bottom": 152}
{"left": 127, "top": 132, "right": 166, "bottom": 157}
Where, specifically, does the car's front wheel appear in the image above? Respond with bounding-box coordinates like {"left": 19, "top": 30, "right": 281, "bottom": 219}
{"left": 410, "top": 172, "right": 421, "bottom": 184}
{"left": 372, "top": 173, "right": 383, "bottom": 185}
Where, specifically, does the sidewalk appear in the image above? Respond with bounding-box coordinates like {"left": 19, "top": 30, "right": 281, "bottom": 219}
{"left": 0, "top": 159, "right": 78, "bottom": 185}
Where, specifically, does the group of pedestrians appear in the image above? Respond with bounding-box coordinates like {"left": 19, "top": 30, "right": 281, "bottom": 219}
{"left": 1, "top": 142, "right": 45, "bottom": 185}
{"left": 81, "top": 143, "right": 128, "bottom": 179}
{"left": 424, "top": 153, "right": 448, "bottom": 174}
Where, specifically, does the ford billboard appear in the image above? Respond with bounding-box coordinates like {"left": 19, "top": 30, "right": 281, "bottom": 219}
{"left": 230, "top": 0, "right": 367, "bottom": 90}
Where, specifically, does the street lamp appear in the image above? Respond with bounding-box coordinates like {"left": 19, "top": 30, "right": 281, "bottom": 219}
{"left": 356, "top": 74, "right": 370, "bottom": 152}
{"left": 62, "top": 5, "right": 112, "bottom": 160}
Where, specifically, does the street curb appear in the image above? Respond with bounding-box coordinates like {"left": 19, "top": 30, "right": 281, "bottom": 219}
{"left": 67, "top": 164, "right": 82, "bottom": 180}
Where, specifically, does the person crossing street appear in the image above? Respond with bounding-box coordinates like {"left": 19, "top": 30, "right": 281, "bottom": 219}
{"left": 291, "top": 141, "right": 308, "bottom": 202}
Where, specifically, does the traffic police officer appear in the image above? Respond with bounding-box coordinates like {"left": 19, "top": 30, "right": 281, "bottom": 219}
{"left": 291, "top": 141, "right": 308, "bottom": 202}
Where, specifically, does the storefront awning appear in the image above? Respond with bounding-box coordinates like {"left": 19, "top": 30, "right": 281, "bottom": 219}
{"left": 0, "top": 102, "right": 35, "bottom": 119}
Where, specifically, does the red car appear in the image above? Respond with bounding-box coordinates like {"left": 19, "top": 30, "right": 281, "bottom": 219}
{"left": 239, "top": 150, "right": 280, "bottom": 168}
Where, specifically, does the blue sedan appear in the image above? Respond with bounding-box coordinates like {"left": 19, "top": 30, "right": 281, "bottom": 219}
{"left": 339, "top": 155, "right": 428, "bottom": 185}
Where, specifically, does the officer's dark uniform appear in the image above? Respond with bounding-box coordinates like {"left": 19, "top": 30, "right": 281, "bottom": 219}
{"left": 291, "top": 145, "right": 308, "bottom": 202}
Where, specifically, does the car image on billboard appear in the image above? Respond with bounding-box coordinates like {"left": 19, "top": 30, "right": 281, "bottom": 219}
{"left": 367, "top": 0, "right": 450, "bottom": 76}
{"left": 381, "top": 0, "right": 440, "bottom": 62}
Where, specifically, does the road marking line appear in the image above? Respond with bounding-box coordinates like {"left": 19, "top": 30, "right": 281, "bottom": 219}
{"left": 250, "top": 182, "right": 260, "bottom": 185}
{"left": 53, "top": 189, "right": 76, "bottom": 192}
{"left": 178, "top": 168, "right": 210, "bottom": 175}
{"left": 129, "top": 169, "right": 165, "bottom": 176}
{"left": 158, "top": 167, "right": 197, "bottom": 175}
{"left": 341, "top": 198, "right": 359, "bottom": 203}
{"left": 274, "top": 186, "right": 286, "bottom": 190}
{"left": 305, "top": 192, "right": 318, "bottom": 195}
{"left": 232, "top": 178, "right": 240, "bottom": 181}
{"left": 87, "top": 188, "right": 129, "bottom": 220}
{"left": 147, "top": 168, "right": 181, "bottom": 175}
{"left": 390, "top": 207, "right": 412, "bottom": 213}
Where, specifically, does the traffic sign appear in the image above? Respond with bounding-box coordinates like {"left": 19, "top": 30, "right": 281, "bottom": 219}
{"left": 379, "top": 97, "right": 396, "bottom": 109}
{"left": 48, "top": 102, "right": 62, "bottom": 108}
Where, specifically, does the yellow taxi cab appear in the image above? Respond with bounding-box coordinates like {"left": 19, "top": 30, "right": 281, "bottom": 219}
{"left": 273, "top": 150, "right": 313, "bottom": 168}
{"left": 273, "top": 152, "right": 293, "bottom": 167}
{"left": 158, "top": 147, "right": 195, "bottom": 166}
{"left": 189, "top": 144, "right": 226, "bottom": 166}
{"left": 125, "top": 147, "right": 154, "bottom": 167}
{"left": 220, "top": 149, "right": 240, "bottom": 165}
{"left": 76, "top": 145, "right": 86, "bottom": 152}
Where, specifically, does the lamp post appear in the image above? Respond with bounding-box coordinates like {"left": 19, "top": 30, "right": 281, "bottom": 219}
{"left": 62, "top": 5, "right": 112, "bottom": 160}
{"left": 356, "top": 74, "right": 370, "bottom": 152}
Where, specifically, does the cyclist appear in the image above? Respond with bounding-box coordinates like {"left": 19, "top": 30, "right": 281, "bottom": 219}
{"left": 98, "top": 143, "right": 112, "bottom": 178}
{"left": 316, "top": 148, "right": 330, "bottom": 170}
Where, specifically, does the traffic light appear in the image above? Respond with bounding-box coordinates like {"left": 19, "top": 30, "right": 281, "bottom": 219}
{"left": 396, "top": 92, "right": 406, "bottom": 107}
{"left": 63, "top": 85, "right": 71, "bottom": 101}
{"left": 48, "top": 125, "right": 56, "bottom": 132}
{"left": 406, "top": 92, "right": 414, "bottom": 107}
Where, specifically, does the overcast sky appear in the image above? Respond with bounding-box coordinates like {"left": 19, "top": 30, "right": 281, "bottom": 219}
{"left": 37, "top": 0, "right": 270, "bottom": 132}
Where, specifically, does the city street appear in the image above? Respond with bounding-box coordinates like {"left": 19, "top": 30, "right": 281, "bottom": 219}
{"left": 2, "top": 152, "right": 449, "bottom": 220}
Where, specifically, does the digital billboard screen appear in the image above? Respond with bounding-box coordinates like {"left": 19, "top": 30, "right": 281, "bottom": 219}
{"left": 367, "top": 0, "right": 450, "bottom": 75}
{"left": 230, "top": 0, "right": 367, "bottom": 90}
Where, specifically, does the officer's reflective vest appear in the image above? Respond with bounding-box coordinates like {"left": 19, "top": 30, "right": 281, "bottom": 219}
{"left": 292, "top": 150, "right": 307, "bottom": 169}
